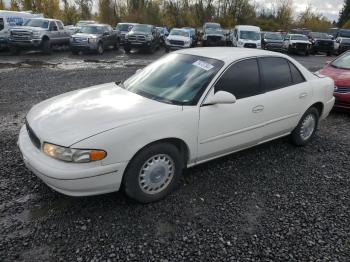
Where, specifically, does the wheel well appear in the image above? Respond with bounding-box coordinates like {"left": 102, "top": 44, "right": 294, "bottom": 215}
{"left": 311, "top": 102, "right": 324, "bottom": 116}
{"left": 134, "top": 138, "right": 190, "bottom": 166}
{"left": 42, "top": 35, "right": 49, "bottom": 41}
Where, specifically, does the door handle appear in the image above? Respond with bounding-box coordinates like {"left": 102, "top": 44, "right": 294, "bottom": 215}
{"left": 299, "top": 92, "right": 308, "bottom": 99}
{"left": 252, "top": 105, "right": 264, "bottom": 113}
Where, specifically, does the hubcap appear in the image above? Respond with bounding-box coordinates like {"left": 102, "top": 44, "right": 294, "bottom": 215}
{"left": 300, "top": 114, "right": 316, "bottom": 141}
{"left": 138, "top": 154, "right": 175, "bottom": 194}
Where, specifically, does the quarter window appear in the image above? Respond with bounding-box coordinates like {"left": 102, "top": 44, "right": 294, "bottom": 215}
{"left": 259, "top": 57, "right": 292, "bottom": 92}
{"left": 215, "top": 58, "right": 261, "bottom": 99}
{"left": 289, "top": 62, "right": 305, "bottom": 84}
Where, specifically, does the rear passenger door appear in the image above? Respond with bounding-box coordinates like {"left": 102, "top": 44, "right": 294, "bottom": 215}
{"left": 258, "top": 57, "right": 312, "bottom": 140}
{"left": 49, "top": 21, "right": 59, "bottom": 44}
{"left": 197, "top": 58, "right": 266, "bottom": 162}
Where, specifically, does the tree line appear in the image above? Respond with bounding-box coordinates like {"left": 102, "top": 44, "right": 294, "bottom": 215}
{"left": 1, "top": 0, "right": 348, "bottom": 32}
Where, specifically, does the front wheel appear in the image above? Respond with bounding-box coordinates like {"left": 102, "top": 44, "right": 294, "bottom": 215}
{"left": 97, "top": 42, "right": 104, "bottom": 55}
{"left": 291, "top": 107, "right": 319, "bottom": 146}
{"left": 124, "top": 45, "right": 131, "bottom": 53}
{"left": 123, "top": 143, "right": 183, "bottom": 203}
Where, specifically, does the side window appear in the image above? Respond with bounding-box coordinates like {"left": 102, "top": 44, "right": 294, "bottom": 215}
{"left": 215, "top": 58, "right": 261, "bottom": 99}
{"left": 259, "top": 57, "right": 292, "bottom": 92}
{"left": 57, "top": 21, "right": 64, "bottom": 30}
{"left": 289, "top": 62, "right": 305, "bottom": 84}
{"left": 49, "top": 21, "right": 57, "bottom": 31}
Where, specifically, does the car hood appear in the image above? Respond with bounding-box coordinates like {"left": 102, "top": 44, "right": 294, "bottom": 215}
{"left": 72, "top": 33, "right": 100, "bottom": 38}
{"left": 167, "top": 35, "right": 190, "bottom": 41}
{"left": 11, "top": 26, "right": 47, "bottom": 32}
{"left": 290, "top": 40, "right": 310, "bottom": 44}
{"left": 26, "top": 83, "right": 182, "bottom": 147}
{"left": 320, "top": 65, "right": 350, "bottom": 86}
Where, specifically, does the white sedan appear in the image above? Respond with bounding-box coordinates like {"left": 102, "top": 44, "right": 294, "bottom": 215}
{"left": 18, "top": 48, "right": 335, "bottom": 203}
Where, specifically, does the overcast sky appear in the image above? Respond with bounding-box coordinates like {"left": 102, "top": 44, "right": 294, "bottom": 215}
{"left": 2, "top": 0, "right": 345, "bottom": 22}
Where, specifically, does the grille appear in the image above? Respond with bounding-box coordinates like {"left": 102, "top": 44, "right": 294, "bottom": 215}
{"left": 25, "top": 120, "right": 41, "bottom": 149}
{"left": 296, "top": 43, "right": 307, "bottom": 49}
{"left": 128, "top": 35, "right": 146, "bottom": 42}
{"left": 244, "top": 43, "right": 257, "bottom": 48}
{"left": 207, "top": 36, "right": 222, "bottom": 42}
{"left": 11, "top": 30, "right": 32, "bottom": 41}
{"left": 169, "top": 40, "right": 184, "bottom": 46}
{"left": 74, "top": 37, "right": 88, "bottom": 42}
{"left": 335, "top": 87, "right": 350, "bottom": 94}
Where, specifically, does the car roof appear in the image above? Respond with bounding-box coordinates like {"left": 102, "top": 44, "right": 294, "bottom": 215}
{"left": 176, "top": 47, "right": 290, "bottom": 63}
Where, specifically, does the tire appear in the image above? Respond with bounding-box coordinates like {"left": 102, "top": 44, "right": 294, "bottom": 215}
{"left": 165, "top": 46, "right": 170, "bottom": 53}
{"left": 114, "top": 40, "right": 119, "bottom": 51}
{"left": 97, "top": 42, "right": 104, "bottom": 55}
{"left": 123, "top": 143, "right": 184, "bottom": 203}
{"left": 327, "top": 51, "right": 332, "bottom": 56}
{"left": 291, "top": 107, "right": 319, "bottom": 146}
{"left": 9, "top": 46, "right": 20, "bottom": 55}
{"left": 149, "top": 44, "right": 155, "bottom": 54}
{"left": 287, "top": 46, "right": 293, "bottom": 54}
{"left": 124, "top": 45, "right": 131, "bottom": 53}
{"left": 305, "top": 50, "right": 310, "bottom": 56}
{"left": 42, "top": 39, "right": 52, "bottom": 55}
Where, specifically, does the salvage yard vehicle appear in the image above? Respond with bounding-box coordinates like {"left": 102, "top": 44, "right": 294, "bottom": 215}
{"left": 232, "top": 25, "right": 261, "bottom": 48}
{"left": 261, "top": 32, "right": 283, "bottom": 52}
{"left": 0, "top": 10, "right": 43, "bottom": 49}
{"left": 319, "top": 52, "right": 350, "bottom": 111}
{"left": 334, "top": 29, "right": 350, "bottom": 54}
{"left": 283, "top": 34, "right": 311, "bottom": 56}
{"left": 308, "top": 32, "right": 334, "bottom": 56}
{"left": 70, "top": 24, "right": 119, "bottom": 55}
{"left": 202, "top": 22, "right": 225, "bottom": 46}
{"left": 182, "top": 27, "right": 198, "bottom": 46}
{"left": 124, "top": 24, "right": 160, "bottom": 53}
{"left": 165, "top": 28, "right": 192, "bottom": 52}
{"left": 75, "top": 20, "right": 96, "bottom": 29}
{"left": 18, "top": 48, "right": 335, "bottom": 203}
{"left": 156, "top": 26, "right": 169, "bottom": 46}
{"left": 116, "top": 22, "right": 138, "bottom": 45}
{"left": 8, "top": 18, "right": 70, "bottom": 55}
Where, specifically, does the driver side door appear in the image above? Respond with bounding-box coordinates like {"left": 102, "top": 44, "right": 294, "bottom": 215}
{"left": 197, "top": 58, "right": 266, "bottom": 162}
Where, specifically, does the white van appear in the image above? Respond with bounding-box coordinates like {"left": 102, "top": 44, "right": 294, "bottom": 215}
{"left": 232, "top": 25, "right": 261, "bottom": 49}
{"left": 0, "top": 10, "right": 43, "bottom": 48}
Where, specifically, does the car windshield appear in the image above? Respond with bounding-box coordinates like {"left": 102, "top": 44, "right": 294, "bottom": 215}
{"left": 123, "top": 54, "right": 224, "bottom": 105}
{"left": 331, "top": 53, "right": 350, "bottom": 70}
{"left": 170, "top": 29, "right": 189, "bottom": 37}
{"left": 131, "top": 25, "right": 152, "bottom": 33}
{"left": 117, "top": 24, "right": 132, "bottom": 31}
{"left": 205, "top": 23, "right": 220, "bottom": 29}
{"left": 265, "top": 33, "right": 282, "bottom": 40}
{"left": 80, "top": 26, "right": 104, "bottom": 34}
{"left": 291, "top": 35, "right": 308, "bottom": 41}
{"left": 339, "top": 30, "right": 350, "bottom": 38}
{"left": 205, "top": 28, "right": 223, "bottom": 34}
{"left": 24, "top": 19, "right": 49, "bottom": 28}
{"left": 311, "top": 32, "right": 330, "bottom": 39}
{"left": 240, "top": 31, "right": 260, "bottom": 40}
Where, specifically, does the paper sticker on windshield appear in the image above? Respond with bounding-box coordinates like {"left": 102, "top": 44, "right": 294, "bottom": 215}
{"left": 193, "top": 60, "right": 214, "bottom": 71}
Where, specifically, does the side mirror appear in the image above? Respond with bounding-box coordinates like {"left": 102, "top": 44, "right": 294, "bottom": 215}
{"left": 203, "top": 91, "right": 237, "bottom": 106}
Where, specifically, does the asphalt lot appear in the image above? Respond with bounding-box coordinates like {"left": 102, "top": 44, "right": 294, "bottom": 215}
{"left": 0, "top": 48, "right": 349, "bottom": 261}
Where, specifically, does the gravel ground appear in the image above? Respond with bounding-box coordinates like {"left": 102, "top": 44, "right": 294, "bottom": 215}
{"left": 0, "top": 49, "right": 349, "bottom": 261}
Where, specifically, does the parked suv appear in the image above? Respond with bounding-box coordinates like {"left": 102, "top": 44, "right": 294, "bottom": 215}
{"left": 308, "top": 32, "right": 334, "bottom": 56}
{"left": 261, "top": 32, "right": 283, "bottom": 51}
{"left": 202, "top": 22, "right": 225, "bottom": 46}
{"left": 124, "top": 24, "right": 160, "bottom": 53}
{"left": 8, "top": 18, "right": 70, "bottom": 55}
{"left": 165, "top": 28, "right": 192, "bottom": 52}
{"left": 282, "top": 34, "right": 311, "bottom": 56}
{"left": 116, "top": 22, "right": 137, "bottom": 45}
{"left": 70, "top": 24, "right": 119, "bottom": 55}
{"left": 334, "top": 29, "right": 350, "bottom": 54}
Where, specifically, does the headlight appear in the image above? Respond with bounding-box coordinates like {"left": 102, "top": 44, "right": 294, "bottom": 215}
{"left": 43, "top": 142, "right": 107, "bottom": 163}
{"left": 32, "top": 31, "right": 40, "bottom": 38}
{"left": 146, "top": 35, "right": 153, "bottom": 41}
{"left": 89, "top": 38, "right": 97, "bottom": 43}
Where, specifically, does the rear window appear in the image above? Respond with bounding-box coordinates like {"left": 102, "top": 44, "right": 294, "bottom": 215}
{"left": 0, "top": 18, "right": 4, "bottom": 31}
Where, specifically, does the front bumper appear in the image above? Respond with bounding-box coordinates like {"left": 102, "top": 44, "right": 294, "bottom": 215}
{"left": 334, "top": 92, "right": 350, "bottom": 111}
{"left": 18, "top": 126, "right": 128, "bottom": 196}
{"left": 125, "top": 40, "right": 152, "bottom": 48}
{"left": 203, "top": 39, "right": 225, "bottom": 46}
{"left": 70, "top": 42, "right": 98, "bottom": 51}
{"left": 8, "top": 38, "right": 42, "bottom": 48}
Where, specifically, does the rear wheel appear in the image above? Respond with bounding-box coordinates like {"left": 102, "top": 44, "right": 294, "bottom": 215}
{"left": 123, "top": 143, "right": 183, "bottom": 203}
{"left": 291, "top": 107, "right": 319, "bottom": 146}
